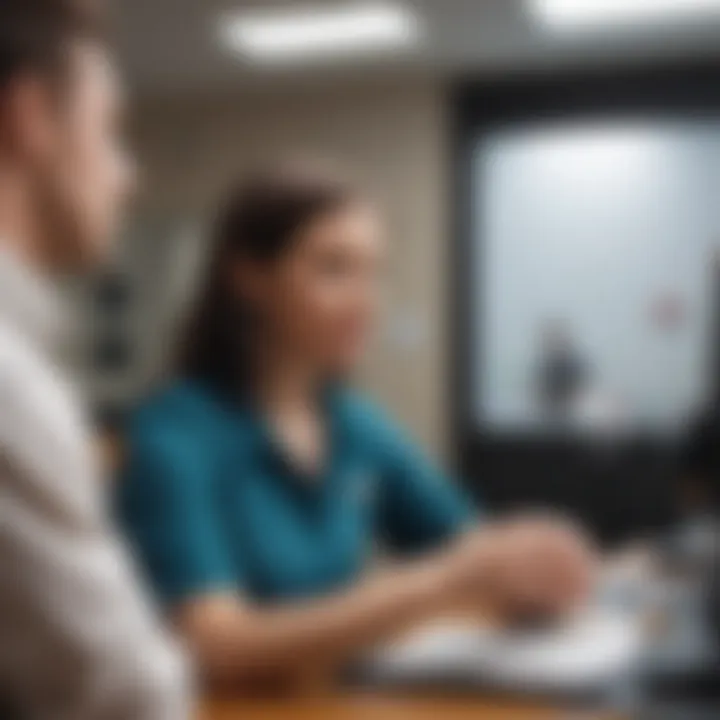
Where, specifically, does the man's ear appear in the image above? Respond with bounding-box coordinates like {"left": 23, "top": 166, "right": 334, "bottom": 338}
{"left": 1, "top": 72, "right": 56, "bottom": 163}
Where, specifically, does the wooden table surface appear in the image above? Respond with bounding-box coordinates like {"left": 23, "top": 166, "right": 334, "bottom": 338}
{"left": 200, "top": 694, "right": 615, "bottom": 720}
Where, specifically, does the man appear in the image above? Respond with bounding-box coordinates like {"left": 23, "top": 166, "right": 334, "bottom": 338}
{"left": 0, "top": 1, "right": 190, "bottom": 718}
{"left": 535, "top": 320, "right": 589, "bottom": 423}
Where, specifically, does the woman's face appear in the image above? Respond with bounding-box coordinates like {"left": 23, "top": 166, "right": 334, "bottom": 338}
{"left": 240, "top": 202, "right": 384, "bottom": 376}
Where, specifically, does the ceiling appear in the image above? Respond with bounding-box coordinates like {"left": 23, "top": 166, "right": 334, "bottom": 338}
{"left": 116, "top": 0, "right": 720, "bottom": 94}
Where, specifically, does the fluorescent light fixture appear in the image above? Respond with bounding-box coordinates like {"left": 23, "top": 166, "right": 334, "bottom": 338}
{"left": 530, "top": 0, "right": 720, "bottom": 30}
{"left": 219, "top": 2, "right": 422, "bottom": 64}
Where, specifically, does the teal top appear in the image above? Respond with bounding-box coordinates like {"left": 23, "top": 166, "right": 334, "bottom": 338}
{"left": 117, "top": 381, "right": 475, "bottom": 607}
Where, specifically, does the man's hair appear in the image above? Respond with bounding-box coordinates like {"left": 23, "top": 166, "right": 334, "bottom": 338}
{"left": 0, "top": 0, "right": 104, "bottom": 93}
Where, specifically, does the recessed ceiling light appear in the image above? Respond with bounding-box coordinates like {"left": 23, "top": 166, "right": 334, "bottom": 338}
{"left": 218, "top": 2, "right": 422, "bottom": 64}
{"left": 530, "top": 0, "right": 720, "bottom": 30}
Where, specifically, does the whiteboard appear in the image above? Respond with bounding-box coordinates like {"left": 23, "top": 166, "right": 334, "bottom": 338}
{"left": 473, "top": 120, "right": 720, "bottom": 432}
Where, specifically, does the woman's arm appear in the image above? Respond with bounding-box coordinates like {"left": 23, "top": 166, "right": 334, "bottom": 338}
{"left": 175, "top": 519, "right": 595, "bottom": 690}
{"left": 174, "top": 555, "right": 452, "bottom": 689}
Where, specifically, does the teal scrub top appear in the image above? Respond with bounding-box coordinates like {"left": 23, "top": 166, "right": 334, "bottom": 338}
{"left": 117, "top": 381, "right": 475, "bottom": 607}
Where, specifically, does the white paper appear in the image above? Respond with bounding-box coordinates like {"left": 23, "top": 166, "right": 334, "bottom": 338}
{"left": 369, "top": 610, "right": 646, "bottom": 692}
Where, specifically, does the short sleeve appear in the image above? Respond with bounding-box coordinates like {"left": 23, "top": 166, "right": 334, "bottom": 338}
{"left": 360, "top": 403, "right": 477, "bottom": 554}
{"left": 117, "top": 417, "right": 239, "bottom": 608}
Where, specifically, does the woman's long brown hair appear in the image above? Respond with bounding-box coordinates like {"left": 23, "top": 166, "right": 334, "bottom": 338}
{"left": 181, "top": 164, "right": 356, "bottom": 397}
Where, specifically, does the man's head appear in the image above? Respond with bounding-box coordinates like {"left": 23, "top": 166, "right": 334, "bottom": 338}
{"left": 0, "top": 0, "right": 133, "bottom": 271}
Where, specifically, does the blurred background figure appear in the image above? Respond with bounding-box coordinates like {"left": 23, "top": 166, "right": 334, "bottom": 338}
{"left": 534, "top": 320, "right": 589, "bottom": 423}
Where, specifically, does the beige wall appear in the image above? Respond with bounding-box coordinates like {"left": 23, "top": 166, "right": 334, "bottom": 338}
{"left": 131, "top": 79, "right": 451, "bottom": 458}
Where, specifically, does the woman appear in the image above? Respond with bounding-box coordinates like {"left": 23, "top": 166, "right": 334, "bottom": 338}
{"left": 118, "top": 164, "right": 596, "bottom": 689}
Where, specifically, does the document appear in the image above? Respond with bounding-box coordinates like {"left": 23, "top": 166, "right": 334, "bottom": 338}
{"left": 367, "top": 609, "right": 646, "bottom": 693}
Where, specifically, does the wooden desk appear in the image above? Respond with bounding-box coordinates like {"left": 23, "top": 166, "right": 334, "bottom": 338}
{"left": 200, "top": 694, "right": 614, "bottom": 720}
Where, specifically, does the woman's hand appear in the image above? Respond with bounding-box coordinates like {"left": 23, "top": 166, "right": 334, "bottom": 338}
{"left": 442, "top": 517, "right": 598, "bottom": 622}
